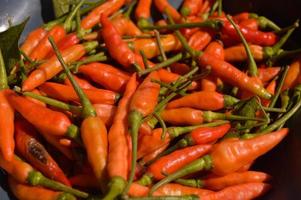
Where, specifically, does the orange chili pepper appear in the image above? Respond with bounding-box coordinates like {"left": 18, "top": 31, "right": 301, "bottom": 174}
{"left": 64, "top": 74, "right": 97, "bottom": 90}
{"left": 282, "top": 57, "right": 301, "bottom": 91}
{"left": 94, "top": 104, "right": 117, "bottom": 127}
{"left": 25, "top": 89, "right": 46, "bottom": 107}
{"left": 135, "top": 0, "right": 152, "bottom": 26}
{"left": 154, "top": 0, "right": 182, "bottom": 23}
{"left": 140, "top": 143, "right": 170, "bottom": 165}
{"left": 204, "top": 40, "right": 225, "bottom": 60}
{"left": 224, "top": 44, "right": 264, "bottom": 62}
{"left": 112, "top": 14, "right": 142, "bottom": 36}
{"left": 188, "top": 30, "right": 212, "bottom": 51}
{"left": 20, "top": 27, "right": 48, "bottom": 56}
{"left": 258, "top": 66, "right": 280, "bottom": 84}
{"left": 181, "top": 0, "right": 203, "bottom": 17}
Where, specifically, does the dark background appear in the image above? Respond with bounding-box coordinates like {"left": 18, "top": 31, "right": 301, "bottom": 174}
{"left": 0, "top": 0, "right": 301, "bottom": 199}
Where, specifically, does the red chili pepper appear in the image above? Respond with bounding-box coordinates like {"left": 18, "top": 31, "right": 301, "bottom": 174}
{"left": 170, "top": 62, "right": 191, "bottom": 75}
{"left": 167, "top": 91, "right": 238, "bottom": 110}
{"left": 78, "top": 62, "right": 130, "bottom": 92}
{"left": 25, "top": 89, "right": 46, "bottom": 107}
{"left": 8, "top": 177, "right": 76, "bottom": 200}
{"left": 154, "top": 0, "right": 182, "bottom": 22}
{"left": 161, "top": 108, "right": 204, "bottom": 125}
{"left": 94, "top": 104, "right": 117, "bottom": 127}
{"left": 262, "top": 80, "right": 276, "bottom": 107}
{"left": 201, "top": 183, "right": 271, "bottom": 200}
{"left": 239, "top": 18, "right": 259, "bottom": 30}
{"left": 224, "top": 44, "right": 264, "bottom": 62}
{"left": 20, "top": 27, "right": 48, "bottom": 56}
{"left": 39, "top": 82, "right": 119, "bottom": 105}
{"left": 64, "top": 74, "right": 97, "bottom": 90}
{"left": 200, "top": 75, "right": 218, "bottom": 92}
{"left": 188, "top": 30, "right": 212, "bottom": 51}
{"left": 29, "top": 25, "right": 66, "bottom": 61}
{"left": 81, "top": 0, "right": 126, "bottom": 30}
{"left": 258, "top": 66, "right": 281, "bottom": 84}
{"left": 112, "top": 14, "right": 142, "bottom": 36}
{"left": 14, "top": 118, "right": 70, "bottom": 186}
{"left": 140, "top": 143, "right": 170, "bottom": 165}
{"left": 232, "top": 12, "right": 249, "bottom": 23}
{"left": 22, "top": 41, "right": 98, "bottom": 91}
{"left": 104, "top": 74, "right": 138, "bottom": 200}
{"left": 135, "top": 0, "right": 152, "bottom": 26}
{"left": 204, "top": 40, "right": 225, "bottom": 60}
{"left": 181, "top": 0, "right": 203, "bottom": 17}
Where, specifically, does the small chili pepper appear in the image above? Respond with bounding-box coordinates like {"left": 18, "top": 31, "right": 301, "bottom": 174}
{"left": 78, "top": 62, "right": 130, "bottom": 92}
{"left": 7, "top": 92, "right": 79, "bottom": 139}
{"left": 64, "top": 74, "right": 97, "bottom": 90}
{"left": 8, "top": 177, "right": 76, "bottom": 200}
{"left": 50, "top": 37, "right": 108, "bottom": 190}
{"left": 0, "top": 49, "right": 14, "bottom": 161}
{"left": 123, "top": 71, "right": 161, "bottom": 194}
{"left": 149, "top": 128, "right": 287, "bottom": 193}
{"left": 104, "top": 74, "right": 138, "bottom": 200}
{"left": 81, "top": 0, "right": 126, "bottom": 30}
{"left": 201, "top": 182, "right": 271, "bottom": 200}
{"left": 181, "top": 0, "right": 203, "bottom": 17}
{"left": 22, "top": 41, "right": 98, "bottom": 91}
{"left": 135, "top": 0, "right": 152, "bottom": 28}
{"left": 188, "top": 30, "right": 212, "bottom": 51}
{"left": 167, "top": 91, "right": 238, "bottom": 110}
{"left": 262, "top": 80, "right": 276, "bottom": 107}
{"left": 39, "top": 82, "right": 119, "bottom": 105}
{"left": 204, "top": 40, "right": 224, "bottom": 59}
{"left": 258, "top": 66, "right": 280, "bottom": 84}
{"left": 154, "top": 0, "right": 182, "bottom": 23}
{"left": 69, "top": 174, "right": 99, "bottom": 189}
{"left": 132, "top": 34, "right": 182, "bottom": 59}
{"left": 112, "top": 14, "right": 142, "bottom": 36}
{"left": 0, "top": 155, "right": 87, "bottom": 197}
{"left": 15, "top": 118, "right": 70, "bottom": 186}
{"left": 138, "top": 144, "right": 212, "bottom": 185}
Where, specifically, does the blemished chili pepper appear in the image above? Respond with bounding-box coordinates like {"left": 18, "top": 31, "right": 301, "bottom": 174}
{"left": 221, "top": 21, "right": 278, "bottom": 46}
{"left": 282, "top": 57, "right": 301, "bottom": 91}
{"left": 39, "top": 82, "right": 119, "bottom": 105}
{"left": 0, "top": 155, "right": 88, "bottom": 197}
{"left": 81, "top": 0, "right": 126, "bottom": 30}
{"left": 132, "top": 34, "right": 182, "bottom": 59}
{"left": 201, "top": 182, "right": 271, "bottom": 200}
{"left": 154, "top": 0, "right": 182, "bottom": 23}
{"left": 104, "top": 74, "right": 138, "bottom": 200}
{"left": 64, "top": 74, "right": 97, "bottom": 90}
{"left": 22, "top": 41, "right": 98, "bottom": 91}
{"left": 69, "top": 174, "right": 99, "bottom": 189}
{"left": 0, "top": 49, "right": 14, "bottom": 161}
{"left": 138, "top": 145, "right": 212, "bottom": 184}
{"left": 258, "top": 66, "right": 280, "bottom": 84}
{"left": 149, "top": 128, "right": 287, "bottom": 193}
{"left": 198, "top": 52, "right": 272, "bottom": 99}
{"left": 112, "top": 14, "right": 142, "bottom": 36}
{"left": 29, "top": 25, "right": 66, "bottom": 61}
{"left": 204, "top": 40, "right": 225, "bottom": 59}
{"left": 181, "top": 0, "right": 203, "bottom": 17}
{"left": 94, "top": 104, "right": 117, "bottom": 127}
{"left": 20, "top": 27, "right": 48, "bottom": 56}
{"left": 8, "top": 177, "right": 76, "bottom": 200}
{"left": 135, "top": 0, "right": 152, "bottom": 27}
{"left": 14, "top": 119, "right": 70, "bottom": 186}
{"left": 50, "top": 37, "right": 108, "bottom": 190}
{"left": 78, "top": 62, "right": 130, "bottom": 92}
{"left": 8, "top": 92, "right": 79, "bottom": 139}
{"left": 188, "top": 30, "right": 212, "bottom": 51}
{"left": 167, "top": 91, "right": 238, "bottom": 110}
{"left": 124, "top": 71, "right": 161, "bottom": 194}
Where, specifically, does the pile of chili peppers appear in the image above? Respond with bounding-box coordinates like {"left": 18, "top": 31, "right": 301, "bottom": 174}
{"left": 1, "top": 0, "right": 301, "bottom": 199}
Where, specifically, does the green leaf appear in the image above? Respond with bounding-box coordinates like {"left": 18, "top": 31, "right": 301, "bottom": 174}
{"left": 52, "top": 0, "right": 73, "bottom": 18}
{"left": 0, "top": 18, "right": 29, "bottom": 72}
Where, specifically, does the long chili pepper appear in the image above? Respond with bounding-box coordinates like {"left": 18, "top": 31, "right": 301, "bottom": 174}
{"left": 22, "top": 41, "right": 98, "bottom": 91}
{"left": 154, "top": 0, "right": 182, "bottom": 23}
{"left": 15, "top": 119, "right": 70, "bottom": 186}
{"left": 135, "top": 0, "right": 152, "bottom": 28}
{"left": 0, "top": 49, "right": 14, "bottom": 161}
{"left": 8, "top": 177, "right": 76, "bottom": 200}
{"left": 112, "top": 14, "right": 142, "bottom": 36}
{"left": 64, "top": 74, "right": 97, "bottom": 90}
{"left": 0, "top": 155, "right": 88, "bottom": 197}
{"left": 81, "top": 0, "right": 126, "bottom": 30}
{"left": 188, "top": 30, "right": 212, "bottom": 51}
{"left": 201, "top": 182, "right": 270, "bottom": 200}
{"left": 181, "top": 0, "right": 203, "bottom": 17}
{"left": 39, "top": 82, "right": 119, "bottom": 104}
{"left": 132, "top": 34, "right": 182, "bottom": 59}
{"left": 7, "top": 92, "right": 78, "bottom": 139}
{"left": 149, "top": 128, "right": 287, "bottom": 193}
{"left": 78, "top": 62, "right": 130, "bottom": 92}
{"left": 103, "top": 74, "right": 138, "bottom": 200}
{"left": 123, "top": 71, "right": 161, "bottom": 194}
{"left": 50, "top": 37, "right": 108, "bottom": 190}
{"left": 138, "top": 145, "right": 212, "bottom": 185}
{"left": 167, "top": 91, "right": 238, "bottom": 110}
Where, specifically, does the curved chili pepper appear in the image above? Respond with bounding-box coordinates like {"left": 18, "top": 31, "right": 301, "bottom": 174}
{"left": 181, "top": 0, "right": 203, "bottom": 17}
{"left": 199, "top": 52, "right": 272, "bottom": 99}
{"left": 0, "top": 155, "right": 87, "bottom": 197}
{"left": 124, "top": 71, "right": 161, "bottom": 194}
{"left": 29, "top": 25, "right": 66, "bottom": 61}
{"left": 15, "top": 119, "right": 70, "bottom": 186}
{"left": 112, "top": 14, "right": 142, "bottom": 36}
{"left": 188, "top": 30, "right": 212, "bottom": 51}
{"left": 39, "top": 82, "right": 119, "bottom": 105}
{"left": 49, "top": 37, "right": 108, "bottom": 190}
{"left": 282, "top": 57, "right": 301, "bottom": 91}
{"left": 167, "top": 91, "right": 238, "bottom": 110}
{"left": 258, "top": 66, "right": 280, "bottom": 84}
{"left": 132, "top": 34, "right": 182, "bottom": 59}
{"left": 7, "top": 92, "right": 78, "bottom": 139}
{"left": 104, "top": 74, "right": 138, "bottom": 200}
{"left": 149, "top": 129, "right": 287, "bottom": 193}
{"left": 22, "top": 41, "right": 98, "bottom": 91}
{"left": 135, "top": 0, "right": 152, "bottom": 27}
{"left": 64, "top": 74, "right": 97, "bottom": 90}
{"left": 154, "top": 0, "right": 182, "bottom": 23}
{"left": 20, "top": 27, "right": 48, "bottom": 56}
{"left": 78, "top": 62, "right": 130, "bottom": 92}
{"left": 0, "top": 49, "right": 14, "bottom": 161}
{"left": 94, "top": 104, "right": 117, "bottom": 127}
{"left": 8, "top": 177, "right": 76, "bottom": 200}
{"left": 201, "top": 183, "right": 270, "bottom": 200}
